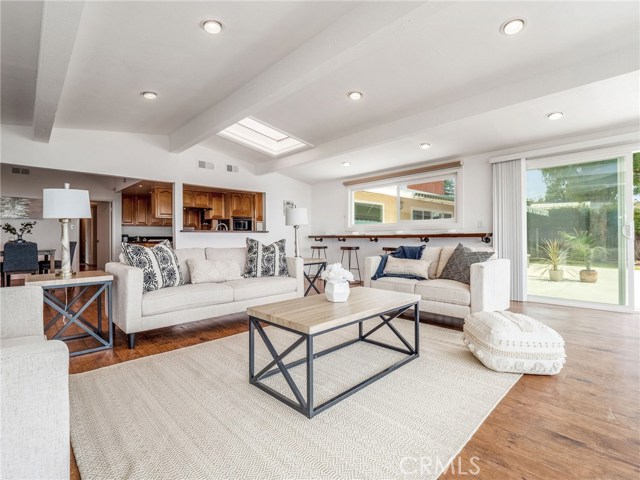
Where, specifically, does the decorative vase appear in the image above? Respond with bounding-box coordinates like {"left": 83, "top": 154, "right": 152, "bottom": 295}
{"left": 14, "top": 235, "right": 25, "bottom": 243}
{"left": 549, "top": 270, "right": 563, "bottom": 282}
{"left": 325, "top": 281, "right": 350, "bottom": 302}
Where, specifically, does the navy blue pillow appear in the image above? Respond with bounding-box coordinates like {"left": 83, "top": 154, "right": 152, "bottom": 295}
{"left": 371, "top": 245, "right": 426, "bottom": 281}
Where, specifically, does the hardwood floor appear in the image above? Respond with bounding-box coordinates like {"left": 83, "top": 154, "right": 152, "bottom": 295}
{"left": 30, "top": 280, "right": 639, "bottom": 479}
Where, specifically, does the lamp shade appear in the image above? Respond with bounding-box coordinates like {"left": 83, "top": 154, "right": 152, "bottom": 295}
{"left": 285, "top": 207, "right": 308, "bottom": 226}
{"left": 42, "top": 183, "right": 91, "bottom": 219}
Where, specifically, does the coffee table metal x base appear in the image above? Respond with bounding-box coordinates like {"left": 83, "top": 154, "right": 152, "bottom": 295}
{"left": 42, "top": 280, "right": 113, "bottom": 356}
{"left": 249, "top": 302, "right": 419, "bottom": 418}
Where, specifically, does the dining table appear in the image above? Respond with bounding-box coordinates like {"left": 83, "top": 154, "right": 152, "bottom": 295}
{"left": 0, "top": 248, "right": 56, "bottom": 272}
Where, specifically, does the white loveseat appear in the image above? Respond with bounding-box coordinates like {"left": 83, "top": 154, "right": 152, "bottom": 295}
{"left": 0, "top": 286, "right": 70, "bottom": 480}
{"left": 106, "top": 247, "right": 303, "bottom": 348}
{"left": 364, "top": 246, "right": 510, "bottom": 327}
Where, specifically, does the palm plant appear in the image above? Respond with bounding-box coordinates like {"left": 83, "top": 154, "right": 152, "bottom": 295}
{"left": 536, "top": 238, "right": 567, "bottom": 281}
{"left": 559, "top": 229, "right": 606, "bottom": 271}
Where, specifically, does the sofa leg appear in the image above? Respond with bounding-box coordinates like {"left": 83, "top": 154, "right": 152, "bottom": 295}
{"left": 127, "top": 333, "right": 135, "bottom": 349}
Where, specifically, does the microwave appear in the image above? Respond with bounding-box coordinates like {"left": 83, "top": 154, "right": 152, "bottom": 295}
{"left": 233, "top": 217, "right": 253, "bottom": 231}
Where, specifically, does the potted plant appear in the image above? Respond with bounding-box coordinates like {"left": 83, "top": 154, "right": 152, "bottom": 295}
{"left": 537, "top": 238, "right": 566, "bottom": 282}
{"left": 560, "top": 229, "right": 607, "bottom": 283}
{"left": 2, "top": 221, "right": 37, "bottom": 243}
{"left": 321, "top": 263, "right": 354, "bottom": 302}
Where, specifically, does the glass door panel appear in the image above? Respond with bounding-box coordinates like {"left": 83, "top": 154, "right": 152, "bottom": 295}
{"left": 526, "top": 157, "right": 626, "bottom": 306}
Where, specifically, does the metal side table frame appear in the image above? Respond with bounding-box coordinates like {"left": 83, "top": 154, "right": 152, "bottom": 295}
{"left": 27, "top": 271, "right": 113, "bottom": 356}
{"left": 302, "top": 258, "right": 327, "bottom": 296}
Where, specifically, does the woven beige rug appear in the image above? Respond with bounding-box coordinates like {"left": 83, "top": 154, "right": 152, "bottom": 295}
{"left": 70, "top": 320, "right": 520, "bottom": 479}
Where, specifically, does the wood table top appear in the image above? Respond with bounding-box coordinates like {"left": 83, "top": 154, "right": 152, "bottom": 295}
{"left": 26, "top": 270, "right": 113, "bottom": 287}
{"left": 247, "top": 287, "right": 420, "bottom": 335}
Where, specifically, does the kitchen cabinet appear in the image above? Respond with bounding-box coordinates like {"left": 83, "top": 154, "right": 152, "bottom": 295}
{"left": 227, "top": 193, "right": 254, "bottom": 217}
{"left": 206, "top": 193, "right": 225, "bottom": 219}
{"left": 183, "top": 190, "right": 194, "bottom": 208}
{"left": 134, "top": 196, "right": 148, "bottom": 225}
{"left": 255, "top": 193, "right": 264, "bottom": 221}
{"left": 122, "top": 194, "right": 172, "bottom": 227}
{"left": 147, "top": 198, "right": 163, "bottom": 226}
{"left": 151, "top": 187, "right": 172, "bottom": 218}
{"left": 183, "top": 208, "right": 201, "bottom": 229}
{"left": 122, "top": 196, "right": 135, "bottom": 225}
{"left": 194, "top": 191, "right": 210, "bottom": 208}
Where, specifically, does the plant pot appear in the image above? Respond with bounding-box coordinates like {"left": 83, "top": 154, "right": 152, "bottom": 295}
{"left": 549, "top": 270, "right": 564, "bottom": 282}
{"left": 579, "top": 269, "right": 598, "bottom": 283}
{"left": 325, "top": 281, "right": 350, "bottom": 302}
{"left": 14, "top": 235, "right": 25, "bottom": 243}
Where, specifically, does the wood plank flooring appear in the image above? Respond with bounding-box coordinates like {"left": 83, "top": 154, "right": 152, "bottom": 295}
{"left": 27, "top": 280, "right": 640, "bottom": 479}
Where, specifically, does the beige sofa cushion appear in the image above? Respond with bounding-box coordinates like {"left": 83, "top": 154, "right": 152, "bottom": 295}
{"left": 225, "top": 276, "right": 298, "bottom": 302}
{"left": 383, "top": 257, "right": 431, "bottom": 279}
{"left": 205, "top": 247, "right": 247, "bottom": 273}
{"left": 415, "top": 279, "right": 471, "bottom": 306}
{"left": 174, "top": 248, "right": 206, "bottom": 284}
{"left": 370, "top": 277, "right": 418, "bottom": 294}
{"left": 187, "top": 259, "right": 243, "bottom": 284}
{"left": 420, "top": 247, "right": 442, "bottom": 279}
{"left": 142, "top": 283, "right": 233, "bottom": 316}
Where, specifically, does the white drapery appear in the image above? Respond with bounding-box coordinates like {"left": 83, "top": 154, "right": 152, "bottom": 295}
{"left": 492, "top": 158, "right": 526, "bottom": 301}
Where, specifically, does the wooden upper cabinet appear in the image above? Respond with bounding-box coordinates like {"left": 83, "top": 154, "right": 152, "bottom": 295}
{"left": 122, "top": 195, "right": 135, "bottom": 225}
{"left": 146, "top": 196, "right": 163, "bottom": 226}
{"left": 209, "top": 193, "right": 224, "bottom": 219}
{"left": 255, "top": 193, "right": 264, "bottom": 221}
{"left": 134, "top": 196, "right": 148, "bottom": 225}
{"left": 226, "top": 192, "right": 254, "bottom": 217}
{"left": 183, "top": 190, "right": 194, "bottom": 208}
{"left": 151, "top": 187, "right": 173, "bottom": 218}
{"left": 194, "top": 191, "right": 210, "bottom": 208}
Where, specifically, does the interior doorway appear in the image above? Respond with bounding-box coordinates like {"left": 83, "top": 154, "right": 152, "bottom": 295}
{"left": 80, "top": 201, "right": 112, "bottom": 270}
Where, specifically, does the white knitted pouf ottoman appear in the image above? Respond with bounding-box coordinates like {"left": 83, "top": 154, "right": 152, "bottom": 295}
{"left": 463, "top": 311, "right": 566, "bottom": 375}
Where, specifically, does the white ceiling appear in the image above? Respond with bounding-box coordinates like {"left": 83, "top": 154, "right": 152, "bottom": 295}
{"left": 1, "top": 1, "right": 639, "bottom": 184}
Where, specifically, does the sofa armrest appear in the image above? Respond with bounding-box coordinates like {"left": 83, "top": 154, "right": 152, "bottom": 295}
{"left": 363, "top": 256, "right": 382, "bottom": 288}
{"left": 105, "top": 262, "right": 144, "bottom": 333}
{"left": 470, "top": 259, "right": 511, "bottom": 313}
{"left": 1, "top": 339, "right": 69, "bottom": 479}
{"left": 0, "top": 286, "right": 44, "bottom": 340}
{"left": 286, "top": 257, "right": 304, "bottom": 297}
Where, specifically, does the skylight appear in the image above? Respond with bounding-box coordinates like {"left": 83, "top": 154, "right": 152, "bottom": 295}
{"left": 217, "top": 117, "right": 311, "bottom": 157}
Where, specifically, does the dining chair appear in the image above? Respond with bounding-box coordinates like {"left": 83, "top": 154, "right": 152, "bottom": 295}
{"left": 39, "top": 241, "right": 77, "bottom": 274}
{"left": 2, "top": 241, "right": 39, "bottom": 287}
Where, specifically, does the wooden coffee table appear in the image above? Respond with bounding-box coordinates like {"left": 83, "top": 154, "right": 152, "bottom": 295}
{"left": 247, "top": 287, "right": 421, "bottom": 418}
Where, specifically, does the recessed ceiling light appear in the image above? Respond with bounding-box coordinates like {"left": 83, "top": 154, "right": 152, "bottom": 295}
{"left": 141, "top": 91, "right": 158, "bottom": 100}
{"left": 419, "top": 143, "right": 431, "bottom": 150}
{"left": 546, "top": 111, "right": 564, "bottom": 120}
{"left": 500, "top": 18, "right": 525, "bottom": 35}
{"left": 348, "top": 91, "right": 363, "bottom": 101}
{"left": 201, "top": 20, "right": 223, "bottom": 34}
{"left": 342, "top": 162, "right": 351, "bottom": 167}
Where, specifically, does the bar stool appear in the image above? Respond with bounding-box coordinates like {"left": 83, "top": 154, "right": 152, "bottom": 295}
{"left": 340, "top": 246, "right": 361, "bottom": 283}
{"left": 310, "top": 245, "right": 328, "bottom": 260}
{"left": 382, "top": 247, "right": 397, "bottom": 254}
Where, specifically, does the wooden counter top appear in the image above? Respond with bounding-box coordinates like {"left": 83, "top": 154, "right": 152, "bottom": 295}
{"left": 308, "top": 232, "right": 492, "bottom": 243}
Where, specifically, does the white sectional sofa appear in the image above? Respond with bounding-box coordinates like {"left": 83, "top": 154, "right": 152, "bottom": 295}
{"left": 364, "top": 246, "right": 510, "bottom": 327}
{"left": 106, "top": 247, "right": 303, "bottom": 348}
{"left": 1, "top": 286, "right": 70, "bottom": 480}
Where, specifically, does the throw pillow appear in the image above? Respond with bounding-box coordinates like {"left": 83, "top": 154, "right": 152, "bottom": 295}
{"left": 244, "top": 238, "right": 288, "bottom": 278}
{"left": 439, "top": 243, "right": 494, "bottom": 285}
{"left": 121, "top": 240, "right": 183, "bottom": 293}
{"left": 371, "top": 244, "right": 426, "bottom": 280}
{"left": 187, "top": 259, "right": 243, "bottom": 284}
{"left": 383, "top": 257, "right": 431, "bottom": 280}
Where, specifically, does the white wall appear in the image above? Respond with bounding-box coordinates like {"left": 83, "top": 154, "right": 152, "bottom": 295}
{"left": 1, "top": 125, "right": 312, "bottom": 256}
{"left": 309, "top": 154, "right": 493, "bottom": 264}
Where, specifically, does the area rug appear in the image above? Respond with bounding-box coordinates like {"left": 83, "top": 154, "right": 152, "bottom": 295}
{"left": 70, "top": 320, "right": 521, "bottom": 479}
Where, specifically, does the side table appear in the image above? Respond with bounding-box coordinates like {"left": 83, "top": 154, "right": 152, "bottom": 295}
{"left": 302, "top": 258, "right": 327, "bottom": 296}
{"left": 26, "top": 270, "right": 114, "bottom": 356}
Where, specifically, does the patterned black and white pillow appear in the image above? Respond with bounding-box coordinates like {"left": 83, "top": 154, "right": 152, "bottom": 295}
{"left": 244, "top": 238, "right": 288, "bottom": 278}
{"left": 439, "top": 243, "right": 494, "bottom": 285}
{"left": 121, "top": 240, "right": 183, "bottom": 293}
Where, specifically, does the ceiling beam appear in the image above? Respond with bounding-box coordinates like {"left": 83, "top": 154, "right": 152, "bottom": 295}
{"left": 168, "top": 2, "right": 445, "bottom": 153}
{"left": 256, "top": 44, "right": 640, "bottom": 175}
{"left": 32, "top": 0, "right": 85, "bottom": 142}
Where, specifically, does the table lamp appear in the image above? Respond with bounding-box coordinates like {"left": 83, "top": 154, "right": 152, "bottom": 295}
{"left": 285, "top": 207, "right": 308, "bottom": 257}
{"left": 43, "top": 183, "right": 91, "bottom": 278}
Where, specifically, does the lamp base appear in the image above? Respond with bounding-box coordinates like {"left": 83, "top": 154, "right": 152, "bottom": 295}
{"left": 56, "top": 270, "right": 76, "bottom": 279}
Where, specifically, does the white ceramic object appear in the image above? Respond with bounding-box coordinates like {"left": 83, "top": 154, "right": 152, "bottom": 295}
{"left": 325, "top": 281, "right": 350, "bottom": 302}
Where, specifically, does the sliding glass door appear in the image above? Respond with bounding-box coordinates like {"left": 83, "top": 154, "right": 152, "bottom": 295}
{"left": 526, "top": 155, "right": 629, "bottom": 307}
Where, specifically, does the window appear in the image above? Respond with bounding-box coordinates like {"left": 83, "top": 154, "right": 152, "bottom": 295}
{"left": 348, "top": 171, "right": 461, "bottom": 229}
{"left": 218, "top": 117, "right": 311, "bottom": 157}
